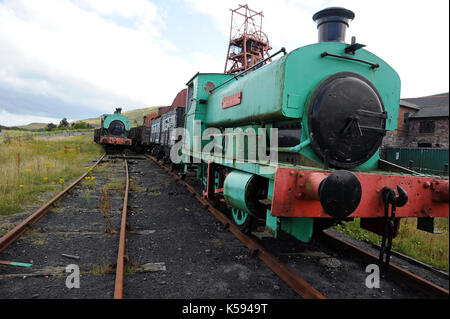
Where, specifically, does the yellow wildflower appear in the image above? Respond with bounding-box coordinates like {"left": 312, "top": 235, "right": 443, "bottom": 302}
{"left": 43, "top": 177, "right": 49, "bottom": 181}
{"left": 19, "top": 184, "right": 24, "bottom": 188}
{"left": 25, "top": 169, "right": 32, "bottom": 173}
{"left": 51, "top": 182, "right": 55, "bottom": 185}
{"left": 59, "top": 178, "right": 65, "bottom": 184}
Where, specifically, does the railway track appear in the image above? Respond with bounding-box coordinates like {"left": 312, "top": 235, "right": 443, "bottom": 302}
{"left": 0, "top": 153, "right": 447, "bottom": 299}
{"left": 318, "top": 231, "right": 449, "bottom": 299}
{"left": 0, "top": 153, "right": 106, "bottom": 254}
{"left": 114, "top": 159, "right": 130, "bottom": 299}
{"left": 146, "top": 155, "right": 449, "bottom": 300}
{"left": 0, "top": 153, "right": 132, "bottom": 299}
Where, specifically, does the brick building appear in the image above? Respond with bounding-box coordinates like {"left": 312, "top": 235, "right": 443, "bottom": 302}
{"left": 382, "top": 93, "right": 449, "bottom": 149}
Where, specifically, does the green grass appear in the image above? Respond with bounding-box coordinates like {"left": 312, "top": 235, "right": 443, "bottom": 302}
{"left": 335, "top": 218, "right": 449, "bottom": 271}
{"left": 0, "top": 133, "right": 103, "bottom": 215}
{"left": 0, "top": 130, "right": 38, "bottom": 143}
{"left": 0, "top": 130, "right": 93, "bottom": 144}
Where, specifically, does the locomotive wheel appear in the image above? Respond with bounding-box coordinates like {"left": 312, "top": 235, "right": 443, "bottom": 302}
{"left": 231, "top": 208, "right": 253, "bottom": 233}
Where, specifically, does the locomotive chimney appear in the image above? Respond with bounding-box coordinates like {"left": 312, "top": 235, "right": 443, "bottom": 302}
{"left": 312, "top": 7, "right": 355, "bottom": 43}
{"left": 115, "top": 107, "right": 122, "bottom": 114}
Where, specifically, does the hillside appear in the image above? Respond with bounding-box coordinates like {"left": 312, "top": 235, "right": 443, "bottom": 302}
{"left": 79, "top": 106, "right": 163, "bottom": 128}
{"left": 3, "top": 106, "right": 164, "bottom": 131}
{"left": 16, "top": 122, "right": 48, "bottom": 130}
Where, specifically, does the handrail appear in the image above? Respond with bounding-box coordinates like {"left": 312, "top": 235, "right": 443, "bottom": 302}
{"left": 321, "top": 51, "right": 380, "bottom": 69}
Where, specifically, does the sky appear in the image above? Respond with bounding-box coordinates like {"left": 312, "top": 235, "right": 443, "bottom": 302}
{"left": 0, "top": 0, "right": 448, "bottom": 126}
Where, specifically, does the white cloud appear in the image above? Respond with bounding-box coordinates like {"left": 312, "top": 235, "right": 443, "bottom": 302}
{"left": 74, "top": 0, "right": 164, "bottom": 36}
{"left": 0, "top": 0, "right": 201, "bottom": 125}
{"left": 0, "top": 108, "right": 61, "bottom": 127}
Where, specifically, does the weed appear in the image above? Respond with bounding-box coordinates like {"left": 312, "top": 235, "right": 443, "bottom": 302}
{"left": 0, "top": 133, "right": 102, "bottom": 214}
{"left": 125, "top": 263, "right": 136, "bottom": 275}
{"left": 2, "top": 132, "right": 12, "bottom": 144}
{"left": 147, "top": 185, "right": 161, "bottom": 196}
{"left": 100, "top": 187, "right": 112, "bottom": 234}
{"left": 90, "top": 264, "right": 112, "bottom": 275}
{"left": 82, "top": 190, "right": 92, "bottom": 207}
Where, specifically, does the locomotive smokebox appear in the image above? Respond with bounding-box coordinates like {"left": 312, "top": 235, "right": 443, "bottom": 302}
{"left": 312, "top": 7, "right": 355, "bottom": 43}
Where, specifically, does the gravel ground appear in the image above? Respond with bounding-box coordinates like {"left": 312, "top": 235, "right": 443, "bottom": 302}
{"left": 0, "top": 156, "right": 447, "bottom": 299}
{"left": 122, "top": 159, "right": 298, "bottom": 299}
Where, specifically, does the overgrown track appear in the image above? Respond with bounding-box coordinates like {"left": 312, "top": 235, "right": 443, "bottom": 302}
{"left": 0, "top": 153, "right": 133, "bottom": 299}
{"left": 0, "top": 153, "right": 106, "bottom": 253}
{"left": 147, "top": 155, "right": 449, "bottom": 299}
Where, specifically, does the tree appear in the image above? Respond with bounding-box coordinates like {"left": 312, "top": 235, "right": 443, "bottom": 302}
{"left": 59, "top": 118, "right": 69, "bottom": 128}
{"left": 71, "top": 121, "right": 93, "bottom": 129}
{"left": 46, "top": 123, "right": 57, "bottom": 131}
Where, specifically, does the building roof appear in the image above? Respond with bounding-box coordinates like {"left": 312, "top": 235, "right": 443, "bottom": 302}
{"left": 411, "top": 105, "right": 449, "bottom": 119}
{"left": 399, "top": 100, "right": 420, "bottom": 110}
{"left": 402, "top": 93, "right": 449, "bottom": 108}
{"left": 402, "top": 93, "right": 449, "bottom": 119}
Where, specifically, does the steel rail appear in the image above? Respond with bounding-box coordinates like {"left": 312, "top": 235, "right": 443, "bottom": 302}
{"left": 145, "top": 155, "right": 326, "bottom": 299}
{"left": 369, "top": 242, "right": 449, "bottom": 279}
{"left": 114, "top": 159, "right": 130, "bottom": 299}
{"left": 319, "top": 231, "right": 449, "bottom": 299}
{"left": 0, "top": 153, "right": 106, "bottom": 253}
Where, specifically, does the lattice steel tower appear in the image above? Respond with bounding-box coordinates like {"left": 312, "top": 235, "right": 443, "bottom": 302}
{"left": 224, "top": 4, "right": 272, "bottom": 74}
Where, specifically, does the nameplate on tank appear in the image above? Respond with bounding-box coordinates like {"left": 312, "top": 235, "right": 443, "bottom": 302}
{"left": 222, "top": 92, "right": 242, "bottom": 109}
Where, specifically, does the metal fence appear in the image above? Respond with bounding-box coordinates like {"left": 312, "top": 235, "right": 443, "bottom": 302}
{"left": 383, "top": 147, "right": 449, "bottom": 176}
